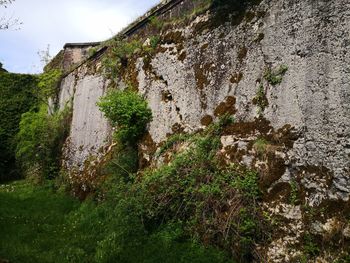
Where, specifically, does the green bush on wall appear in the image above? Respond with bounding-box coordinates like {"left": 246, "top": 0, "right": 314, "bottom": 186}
{"left": 97, "top": 88, "right": 152, "bottom": 144}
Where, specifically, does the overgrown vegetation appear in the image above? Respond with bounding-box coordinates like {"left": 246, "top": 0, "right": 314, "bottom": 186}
{"left": 0, "top": 71, "right": 38, "bottom": 182}
{"left": 14, "top": 67, "right": 67, "bottom": 182}
{"left": 43, "top": 99, "right": 267, "bottom": 262}
{"left": 37, "top": 69, "right": 62, "bottom": 101}
{"left": 71, "top": 111, "right": 267, "bottom": 262}
{"left": 0, "top": 147, "right": 234, "bottom": 262}
{"left": 15, "top": 105, "right": 71, "bottom": 182}
{"left": 101, "top": 38, "right": 142, "bottom": 80}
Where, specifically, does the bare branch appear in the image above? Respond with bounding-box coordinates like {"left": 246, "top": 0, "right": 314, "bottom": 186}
{"left": 0, "top": 14, "right": 22, "bottom": 30}
{"left": 0, "top": 0, "right": 22, "bottom": 30}
{"left": 0, "top": 0, "right": 15, "bottom": 8}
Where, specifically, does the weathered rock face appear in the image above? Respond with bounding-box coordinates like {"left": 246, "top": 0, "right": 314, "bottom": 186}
{"left": 54, "top": 0, "right": 350, "bottom": 261}
{"left": 59, "top": 66, "right": 111, "bottom": 170}
{"left": 136, "top": 0, "right": 350, "bottom": 203}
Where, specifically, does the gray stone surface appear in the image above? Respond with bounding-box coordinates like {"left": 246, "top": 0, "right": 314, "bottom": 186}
{"left": 57, "top": 0, "right": 350, "bottom": 202}
{"left": 55, "top": 0, "right": 350, "bottom": 260}
{"left": 136, "top": 0, "right": 350, "bottom": 203}
{"left": 60, "top": 70, "right": 111, "bottom": 169}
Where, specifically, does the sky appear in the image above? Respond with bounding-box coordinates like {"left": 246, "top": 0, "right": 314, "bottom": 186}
{"left": 0, "top": 0, "right": 160, "bottom": 73}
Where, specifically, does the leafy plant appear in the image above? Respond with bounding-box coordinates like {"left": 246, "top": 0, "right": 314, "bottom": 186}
{"left": 264, "top": 65, "right": 288, "bottom": 86}
{"left": 97, "top": 88, "right": 152, "bottom": 144}
{"left": 37, "top": 69, "right": 62, "bottom": 101}
{"left": 15, "top": 105, "right": 71, "bottom": 180}
{"left": 253, "top": 84, "right": 268, "bottom": 115}
{"left": 289, "top": 180, "right": 299, "bottom": 205}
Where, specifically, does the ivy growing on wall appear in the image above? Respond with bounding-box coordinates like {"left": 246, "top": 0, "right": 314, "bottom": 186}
{"left": 0, "top": 71, "right": 38, "bottom": 182}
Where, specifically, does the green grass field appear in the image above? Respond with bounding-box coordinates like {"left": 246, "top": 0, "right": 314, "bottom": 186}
{"left": 0, "top": 181, "right": 80, "bottom": 262}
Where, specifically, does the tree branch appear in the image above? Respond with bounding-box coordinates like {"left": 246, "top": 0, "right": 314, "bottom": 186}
{"left": 0, "top": 0, "right": 22, "bottom": 30}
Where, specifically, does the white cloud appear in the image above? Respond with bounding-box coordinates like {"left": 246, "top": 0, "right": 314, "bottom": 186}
{"left": 0, "top": 0, "right": 160, "bottom": 73}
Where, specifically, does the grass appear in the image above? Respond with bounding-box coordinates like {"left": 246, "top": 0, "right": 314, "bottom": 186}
{"left": 0, "top": 181, "right": 80, "bottom": 263}
{"left": 0, "top": 180, "right": 234, "bottom": 263}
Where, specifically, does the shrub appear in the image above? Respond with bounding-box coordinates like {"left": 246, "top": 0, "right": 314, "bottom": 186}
{"left": 15, "top": 105, "right": 71, "bottom": 180}
{"left": 136, "top": 117, "right": 266, "bottom": 261}
{"left": 97, "top": 89, "right": 152, "bottom": 144}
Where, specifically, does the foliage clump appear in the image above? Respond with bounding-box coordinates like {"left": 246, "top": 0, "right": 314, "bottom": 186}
{"left": 14, "top": 67, "right": 68, "bottom": 182}
{"left": 253, "top": 137, "right": 268, "bottom": 154}
{"left": 97, "top": 88, "right": 152, "bottom": 144}
{"left": 136, "top": 116, "right": 268, "bottom": 261}
{"left": 37, "top": 69, "right": 62, "bottom": 101}
{"left": 253, "top": 84, "right": 268, "bottom": 115}
{"left": 15, "top": 105, "right": 71, "bottom": 181}
{"left": 264, "top": 65, "right": 288, "bottom": 86}
{"left": 102, "top": 38, "right": 142, "bottom": 80}
{"left": 0, "top": 71, "right": 38, "bottom": 182}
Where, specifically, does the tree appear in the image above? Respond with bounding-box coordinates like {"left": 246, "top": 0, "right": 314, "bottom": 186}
{"left": 0, "top": 62, "right": 7, "bottom": 72}
{"left": 0, "top": 0, "right": 22, "bottom": 30}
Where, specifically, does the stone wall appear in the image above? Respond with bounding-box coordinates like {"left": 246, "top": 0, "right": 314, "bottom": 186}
{"left": 54, "top": 0, "right": 350, "bottom": 261}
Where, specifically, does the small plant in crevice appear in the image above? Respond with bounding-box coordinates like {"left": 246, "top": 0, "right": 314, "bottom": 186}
{"left": 149, "top": 15, "right": 164, "bottom": 31}
{"left": 253, "top": 137, "right": 268, "bottom": 155}
{"left": 149, "top": 35, "right": 161, "bottom": 50}
{"left": 302, "top": 232, "right": 321, "bottom": 259}
{"left": 264, "top": 65, "right": 288, "bottom": 86}
{"left": 253, "top": 83, "right": 268, "bottom": 115}
{"left": 156, "top": 133, "right": 190, "bottom": 157}
{"left": 289, "top": 180, "right": 299, "bottom": 205}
